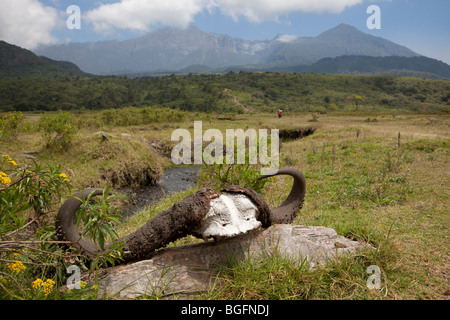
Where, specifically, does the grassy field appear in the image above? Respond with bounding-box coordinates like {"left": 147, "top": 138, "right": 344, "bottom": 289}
{"left": 1, "top": 110, "right": 449, "bottom": 300}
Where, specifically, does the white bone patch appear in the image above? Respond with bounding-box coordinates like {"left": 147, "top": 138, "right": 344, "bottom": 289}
{"left": 196, "top": 193, "right": 261, "bottom": 240}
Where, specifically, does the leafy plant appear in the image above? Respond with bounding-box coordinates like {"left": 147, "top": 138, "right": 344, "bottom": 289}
{"left": 38, "top": 111, "right": 78, "bottom": 150}
{"left": 0, "top": 156, "right": 73, "bottom": 300}
{"left": 71, "top": 186, "right": 123, "bottom": 251}
{"left": 198, "top": 134, "right": 275, "bottom": 193}
{"left": 0, "top": 111, "right": 24, "bottom": 138}
{"left": 200, "top": 162, "right": 269, "bottom": 192}
{"left": 0, "top": 155, "right": 72, "bottom": 233}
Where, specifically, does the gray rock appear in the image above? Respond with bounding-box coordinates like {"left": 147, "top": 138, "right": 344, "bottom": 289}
{"left": 92, "top": 225, "right": 366, "bottom": 299}
{"left": 92, "top": 131, "right": 116, "bottom": 138}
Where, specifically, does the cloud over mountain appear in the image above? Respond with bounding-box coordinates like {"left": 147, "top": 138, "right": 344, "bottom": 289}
{"left": 85, "top": 0, "right": 208, "bottom": 34}
{"left": 84, "top": 0, "right": 364, "bottom": 34}
{"left": 0, "top": 0, "right": 59, "bottom": 50}
{"left": 0, "top": 0, "right": 391, "bottom": 51}
{"left": 210, "top": 0, "right": 363, "bottom": 23}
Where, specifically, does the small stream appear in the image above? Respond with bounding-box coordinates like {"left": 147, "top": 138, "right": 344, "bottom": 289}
{"left": 118, "top": 127, "right": 314, "bottom": 216}
{"left": 120, "top": 166, "right": 202, "bottom": 216}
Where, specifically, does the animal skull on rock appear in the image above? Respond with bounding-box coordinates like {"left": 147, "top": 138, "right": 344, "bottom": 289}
{"left": 55, "top": 168, "right": 306, "bottom": 264}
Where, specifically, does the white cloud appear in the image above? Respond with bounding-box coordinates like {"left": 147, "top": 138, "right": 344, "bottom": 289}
{"left": 0, "top": 0, "right": 59, "bottom": 49}
{"left": 85, "top": 0, "right": 209, "bottom": 35}
{"left": 275, "top": 34, "right": 300, "bottom": 42}
{"left": 209, "top": 0, "right": 364, "bottom": 23}
{"left": 85, "top": 0, "right": 364, "bottom": 35}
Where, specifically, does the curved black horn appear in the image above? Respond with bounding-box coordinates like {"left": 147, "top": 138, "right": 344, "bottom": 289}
{"left": 55, "top": 189, "right": 106, "bottom": 259}
{"left": 56, "top": 187, "right": 219, "bottom": 263}
{"left": 258, "top": 168, "right": 306, "bottom": 224}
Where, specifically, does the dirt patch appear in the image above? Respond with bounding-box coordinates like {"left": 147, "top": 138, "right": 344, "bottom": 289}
{"left": 100, "top": 165, "right": 160, "bottom": 189}
{"left": 279, "top": 127, "right": 316, "bottom": 141}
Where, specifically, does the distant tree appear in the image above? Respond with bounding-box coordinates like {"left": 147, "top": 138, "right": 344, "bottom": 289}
{"left": 349, "top": 94, "right": 367, "bottom": 111}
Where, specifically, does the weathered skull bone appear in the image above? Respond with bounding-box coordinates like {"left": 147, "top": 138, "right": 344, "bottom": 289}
{"left": 196, "top": 192, "right": 262, "bottom": 240}
{"left": 55, "top": 168, "right": 306, "bottom": 264}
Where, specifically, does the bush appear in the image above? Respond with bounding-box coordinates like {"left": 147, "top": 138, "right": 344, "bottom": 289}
{"left": 0, "top": 155, "right": 72, "bottom": 299}
{"left": 0, "top": 111, "right": 24, "bottom": 138}
{"left": 0, "top": 155, "right": 121, "bottom": 299}
{"left": 38, "top": 111, "right": 78, "bottom": 150}
{"left": 0, "top": 155, "right": 72, "bottom": 229}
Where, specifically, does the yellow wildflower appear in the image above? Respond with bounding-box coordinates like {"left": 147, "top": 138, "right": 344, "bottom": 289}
{"left": 7, "top": 261, "right": 26, "bottom": 273}
{"left": 1, "top": 155, "right": 17, "bottom": 166}
{"left": 0, "top": 275, "right": 7, "bottom": 284}
{"left": 91, "top": 284, "right": 98, "bottom": 290}
{"left": 32, "top": 278, "right": 43, "bottom": 289}
{"left": 79, "top": 281, "right": 87, "bottom": 289}
{"left": 42, "top": 279, "right": 55, "bottom": 296}
{"left": 8, "top": 160, "right": 17, "bottom": 166}
{"left": 0, "top": 172, "right": 11, "bottom": 185}
{"left": 59, "top": 173, "right": 67, "bottom": 179}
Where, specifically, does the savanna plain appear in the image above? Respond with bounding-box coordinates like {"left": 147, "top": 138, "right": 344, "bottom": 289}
{"left": 0, "top": 74, "right": 449, "bottom": 300}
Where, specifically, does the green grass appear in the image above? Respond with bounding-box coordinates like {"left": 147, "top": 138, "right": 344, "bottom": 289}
{"left": 1, "top": 111, "right": 449, "bottom": 300}
{"left": 112, "top": 112, "right": 449, "bottom": 300}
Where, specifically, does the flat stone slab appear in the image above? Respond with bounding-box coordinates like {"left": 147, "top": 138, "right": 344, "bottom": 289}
{"left": 92, "top": 225, "right": 366, "bottom": 299}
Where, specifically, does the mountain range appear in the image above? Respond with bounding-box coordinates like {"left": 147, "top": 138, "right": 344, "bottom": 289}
{"left": 34, "top": 24, "right": 425, "bottom": 76}
{"left": 1, "top": 24, "right": 449, "bottom": 79}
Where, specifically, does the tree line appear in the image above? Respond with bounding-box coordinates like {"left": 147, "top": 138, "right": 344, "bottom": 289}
{"left": 0, "top": 72, "right": 449, "bottom": 113}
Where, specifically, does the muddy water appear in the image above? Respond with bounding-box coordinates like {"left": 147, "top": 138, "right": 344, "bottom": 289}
{"left": 121, "top": 166, "right": 202, "bottom": 216}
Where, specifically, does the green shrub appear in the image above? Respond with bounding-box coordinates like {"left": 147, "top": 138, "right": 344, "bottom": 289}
{"left": 39, "top": 111, "right": 78, "bottom": 150}
{"left": 0, "top": 155, "right": 72, "bottom": 299}
{"left": 0, "top": 155, "right": 122, "bottom": 299}
{"left": 71, "top": 186, "right": 123, "bottom": 251}
{"left": 0, "top": 111, "right": 24, "bottom": 138}
{"left": 0, "top": 155, "right": 72, "bottom": 230}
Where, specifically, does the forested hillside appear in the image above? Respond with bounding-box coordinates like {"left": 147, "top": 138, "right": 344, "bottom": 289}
{"left": 0, "top": 41, "right": 89, "bottom": 79}
{"left": 0, "top": 72, "right": 449, "bottom": 113}
{"left": 301, "top": 56, "right": 450, "bottom": 80}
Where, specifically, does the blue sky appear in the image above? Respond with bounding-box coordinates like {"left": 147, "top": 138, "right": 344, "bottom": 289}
{"left": 1, "top": 0, "right": 449, "bottom": 64}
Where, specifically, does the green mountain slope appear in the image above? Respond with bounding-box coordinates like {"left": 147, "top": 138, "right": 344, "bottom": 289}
{"left": 0, "top": 40, "right": 89, "bottom": 78}
{"left": 303, "top": 56, "right": 450, "bottom": 79}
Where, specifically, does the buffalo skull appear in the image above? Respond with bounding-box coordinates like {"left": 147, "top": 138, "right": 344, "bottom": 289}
{"left": 55, "top": 168, "right": 305, "bottom": 264}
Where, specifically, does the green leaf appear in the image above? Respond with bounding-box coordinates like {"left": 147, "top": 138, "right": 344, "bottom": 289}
{"left": 103, "top": 224, "right": 119, "bottom": 241}
{"left": 97, "top": 229, "right": 105, "bottom": 250}
{"left": 107, "top": 215, "right": 122, "bottom": 225}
